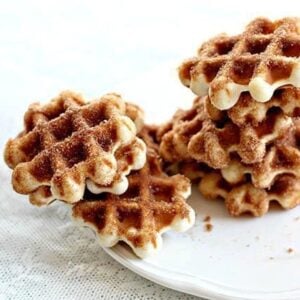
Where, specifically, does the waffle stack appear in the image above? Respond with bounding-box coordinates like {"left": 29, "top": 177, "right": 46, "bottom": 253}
{"left": 4, "top": 91, "right": 148, "bottom": 205}
{"left": 3, "top": 16, "right": 300, "bottom": 259}
{"left": 159, "top": 17, "right": 300, "bottom": 217}
{"left": 4, "top": 91, "right": 194, "bottom": 257}
{"left": 73, "top": 126, "right": 195, "bottom": 258}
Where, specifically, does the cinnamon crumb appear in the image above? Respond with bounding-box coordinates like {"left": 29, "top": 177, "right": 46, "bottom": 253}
{"left": 287, "top": 248, "right": 293, "bottom": 253}
{"left": 203, "top": 215, "right": 211, "bottom": 222}
{"left": 205, "top": 223, "right": 213, "bottom": 232}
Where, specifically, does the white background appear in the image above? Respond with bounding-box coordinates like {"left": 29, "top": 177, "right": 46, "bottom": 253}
{"left": 0, "top": 1, "right": 299, "bottom": 299}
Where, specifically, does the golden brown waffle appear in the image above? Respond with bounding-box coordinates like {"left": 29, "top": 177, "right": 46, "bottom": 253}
{"left": 4, "top": 92, "right": 147, "bottom": 205}
{"left": 171, "top": 157, "right": 300, "bottom": 217}
{"left": 178, "top": 17, "right": 300, "bottom": 110}
{"left": 5, "top": 91, "right": 144, "bottom": 169}
{"left": 188, "top": 119, "right": 300, "bottom": 216}
{"left": 72, "top": 126, "right": 195, "bottom": 258}
{"left": 188, "top": 111, "right": 292, "bottom": 168}
{"left": 228, "top": 87, "right": 300, "bottom": 126}
{"left": 166, "top": 115, "right": 300, "bottom": 216}
{"left": 199, "top": 172, "right": 300, "bottom": 217}
{"left": 157, "top": 95, "right": 224, "bottom": 163}
{"left": 159, "top": 95, "right": 293, "bottom": 168}
{"left": 221, "top": 119, "right": 300, "bottom": 189}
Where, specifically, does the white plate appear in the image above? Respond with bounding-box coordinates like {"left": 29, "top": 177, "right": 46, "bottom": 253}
{"left": 105, "top": 63, "right": 300, "bottom": 300}
{"left": 104, "top": 187, "right": 300, "bottom": 300}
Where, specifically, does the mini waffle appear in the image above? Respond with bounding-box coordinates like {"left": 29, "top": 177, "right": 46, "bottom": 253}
{"left": 221, "top": 119, "right": 300, "bottom": 189}
{"left": 188, "top": 111, "right": 292, "bottom": 168}
{"left": 4, "top": 92, "right": 146, "bottom": 204}
{"left": 5, "top": 91, "right": 144, "bottom": 168}
{"left": 72, "top": 126, "right": 195, "bottom": 258}
{"left": 159, "top": 95, "right": 292, "bottom": 168}
{"left": 199, "top": 172, "right": 300, "bottom": 217}
{"left": 157, "top": 95, "right": 224, "bottom": 163}
{"left": 163, "top": 159, "right": 298, "bottom": 217}
{"left": 178, "top": 17, "right": 300, "bottom": 109}
{"left": 228, "top": 87, "right": 300, "bottom": 126}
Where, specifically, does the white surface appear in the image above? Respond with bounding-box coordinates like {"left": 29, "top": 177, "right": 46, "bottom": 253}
{"left": 1, "top": 1, "right": 300, "bottom": 299}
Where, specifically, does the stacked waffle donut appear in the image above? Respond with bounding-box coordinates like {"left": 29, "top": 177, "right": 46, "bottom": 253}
{"left": 4, "top": 91, "right": 195, "bottom": 258}
{"left": 159, "top": 17, "right": 300, "bottom": 217}
{"left": 3, "top": 17, "right": 300, "bottom": 258}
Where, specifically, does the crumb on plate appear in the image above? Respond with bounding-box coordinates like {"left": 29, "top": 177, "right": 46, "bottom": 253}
{"left": 203, "top": 215, "right": 211, "bottom": 222}
{"left": 204, "top": 223, "right": 213, "bottom": 232}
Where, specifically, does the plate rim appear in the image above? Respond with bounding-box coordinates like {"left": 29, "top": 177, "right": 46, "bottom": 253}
{"left": 103, "top": 245, "right": 300, "bottom": 300}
